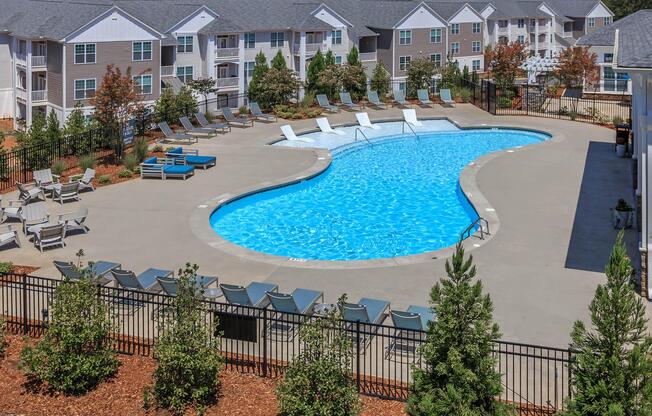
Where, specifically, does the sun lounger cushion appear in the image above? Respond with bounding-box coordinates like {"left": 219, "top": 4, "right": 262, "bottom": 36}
{"left": 163, "top": 165, "right": 194, "bottom": 175}
{"left": 185, "top": 155, "right": 216, "bottom": 165}
{"left": 167, "top": 147, "right": 183, "bottom": 155}
{"left": 144, "top": 156, "right": 158, "bottom": 164}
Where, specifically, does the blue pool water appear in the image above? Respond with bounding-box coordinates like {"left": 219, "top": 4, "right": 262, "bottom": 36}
{"left": 210, "top": 128, "right": 549, "bottom": 260}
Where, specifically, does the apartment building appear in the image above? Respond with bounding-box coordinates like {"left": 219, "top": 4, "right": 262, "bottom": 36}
{"left": 0, "top": 0, "right": 614, "bottom": 127}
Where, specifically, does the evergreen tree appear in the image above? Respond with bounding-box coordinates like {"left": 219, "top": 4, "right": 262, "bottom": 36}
{"left": 342, "top": 46, "right": 367, "bottom": 101}
{"left": 563, "top": 232, "right": 652, "bottom": 416}
{"left": 346, "top": 46, "right": 360, "bottom": 66}
{"left": 64, "top": 102, "right": 88, "bottom": 137}
{"left": 175, "top": 86, "right": 199, "bottom": 119}
{"left": 324, "top": 49, "right": 336, "bottom": 66}
{"left": 604, "top": 0, "right": 652, "bottom": 20}
{"left": 407, "top": 242, "right": 510, "bottom": 416}
{"left": 153, "top": 88, "right": 178, "bottom": 125}
{"left": 46, "top": 109, "right": 61, "bottom": 144}
{"left": 370, "top": 61, "right": 391, "bottom": 98}
{"left": 271, "top": 50, "right": 286, "bottom": 70}
{"left": 247, "top": 51, "right": 269, "bottom": 102}
{"left": 306, "top": 50, "right": 325, "bottom": 94}
{"left": 462, "top": 65, "right": 470, "bottom": 81}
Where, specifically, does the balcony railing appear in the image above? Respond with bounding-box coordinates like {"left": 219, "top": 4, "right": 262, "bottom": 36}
{"left": 359, "top": 52, "right": 377, "bottom": 62}
{"left": 216, "top": 48, "right": 239, "bottom": 59}
{"left": 31, "top": 90, "right": 47, "bottom": 102}
{"left": 161, "top": 66, "right": 174, "bottom": 77}
{"left": 216, "top": 77, "right": 239, "bottom": 88}
{"left": 31, "top": 56, "right": 47, "bottom": 68}
{"left": 293, "top": 43, "right": 327, "bottom": 55}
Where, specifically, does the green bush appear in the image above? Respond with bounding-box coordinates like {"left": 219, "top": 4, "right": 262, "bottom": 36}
{"left": 20, "top": 275, "right": 119, "bottom": 395}
{"left": 122, "top": 154, "right": 139, "bottom": 172}
{"left": 78, "top": 154, "right": 96, "bottom": 171}
{"left": 613, "top": 116, "right": 624, "bottom": 126}
{"left": 498, "top": 96, "right": 512, "bottom": 109}
{"left": 133, "top": 138, "right": 149, "bottom": 163}
{"left": 238, "top": 105, "right": 249, "bottom": 115}
{"left": 149, "top": 264, "right": 223, "bottom": 415}
{"left": 0, "top": 261, "right": 13, "bottom": 274}
{"left": 118, "top": 169, "right": 133, "bottom": 178}
{"left": 276, "top": 296, "right": 360, "bottom": 416}
{"left": 51, "top": 159, "right": 66, "bottom": 177}
{"left": 459, "top": 88, "right": 471, "bottom": 103}
{"left": 152, "top": 144, "right": 163, "bottom": 153}
{"left": 204, "top": 111, "right": 215, "bottom": 123}
{"left": 273, "top": 104, "right": 322, "bottom": 120}
{"left": 98, "top": 175, "right": 111, "bottom": 185}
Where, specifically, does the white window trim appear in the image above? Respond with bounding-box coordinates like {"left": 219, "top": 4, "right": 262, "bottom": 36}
{"left": 587, "top": 17, "right": 595, "bottom": 28}
{"left": 133, "top": 74, "right": 153, "bottom": 95}
{"left": 74, "top": 78, "right": 96, "bottom": 100}
{"left": 472, "top": 59, "right": 481, "bottom": 71}
{"left": 73, "top": 43, "right": 96, "bottom": 65}
{"left": 430, "top": 28, "right": 442, "bottom": 43}
{"left": 399, "top": 55, "right": 411, "bottom": 71}
{"left": 271, "top": 32, "right": 285, "bottom": 48}
{"left": 451, "top": 23, "right": 460, "bottom": 34}
{"left": 472, "top": 41, "right": 481, "bottom": 53}
{"left": 176, "top": 66, "right": 194, "bottom": 83}
{"left": 451, "top": 42, "right": 460, "bottom": 55}
{"left": 177, "top": 35, "right": 194, "bottom": 54}
{"left": 331, "top": 29, "right": 342, "bottom": 45}
{"left": 244, "top": 61, "right": 255, "bottom": 78}
{"left": 472, "top": 22, "right": 481, "bottom": 34}
{"left": 430, "top": 53, "right": 442, "bottom": 66}
{"left": 132, "top": 41, "right": 152, "bottom": 62}
{"left": 244, "top": 33, "right": 256, "bottom": 49}
{"left": 399, "top": 30, "right": 412, "bottom": 45}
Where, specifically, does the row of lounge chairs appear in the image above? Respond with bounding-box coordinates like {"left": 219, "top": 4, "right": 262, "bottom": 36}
{"left": 317, "top": 89, "right": 456, "bottom": 113}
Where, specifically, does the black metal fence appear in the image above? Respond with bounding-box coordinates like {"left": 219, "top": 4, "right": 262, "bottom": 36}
{"left": 461, "top": 78, "right": 631, "bottom": 125}
{"left": 0, "top": 273, "right": 573, "bottom": 413}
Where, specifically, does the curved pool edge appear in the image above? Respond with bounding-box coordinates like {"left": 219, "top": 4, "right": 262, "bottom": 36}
{"left": 190, "top": 118, "right": 562, "bottom": 270}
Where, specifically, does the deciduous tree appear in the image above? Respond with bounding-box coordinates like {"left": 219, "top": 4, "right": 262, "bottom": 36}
{"left": 555, "top": 46, "right": 598, "bottom": 89}
{"left": 370, "top": 61, "right": 391, "bottom": 97}
{"left": 486, "top": 41, "right": 527, "bottom": 89}
{"left": 341, "top": 46, "right": 368, "bottom": 101}
{"left": 257, "top": 67, "right": 300, "bottom": 108}
{"left": 406, "top": 57, "right": 438, "bottom": 98}
{"left": 604, "top": 0, "right": 652, "bottom": 20}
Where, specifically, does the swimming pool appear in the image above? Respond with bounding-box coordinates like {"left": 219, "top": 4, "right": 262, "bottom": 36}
{"left": 210, "top": 124, "right": 549, "bottom": 261}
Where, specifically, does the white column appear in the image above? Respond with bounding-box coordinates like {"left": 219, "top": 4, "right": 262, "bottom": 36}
{"left": 299, "top": 31, "right": 307, "bottom": 99}
{"left": 26, "top": 39, "right": 32, "bottom": 126}
{"left": 10, "top": 37, "right": 17, "bottom": 129}
{"left": 207, "top": 35, "right": 215, "bottom": 79}
{"left": 494, "top": 21, "right": 498, "bottom": 44}
{"left": 534, "top": 19, "right": 539, "bottom": 56}
{"left": 237, "top": 33, "right": 245, "bottom": 107}
{"left": 548, "top": 18, "right": 553, "bottom": 57}
{"left": 507, "top": 20, "right": 512, "bottom": 42}
{"left": 62, "top": 44, "right": 67, "bottom": 123}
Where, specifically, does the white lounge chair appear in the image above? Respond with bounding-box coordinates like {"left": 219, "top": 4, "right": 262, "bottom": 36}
{"left": 355, "top": 112, "right": 381, "bottom": 130}
{"left": 280, "top": 125, "right": 314, "bottom": 143}
{"left": 316, "top": 118, "right": 346, "bottom": 136}
{"left": 0, "top": 225, "right": 20, "bottom": 250}
{"left": 402, "top": 109, "right": 423, "bottom": 127}
{"left": 59, "top": 205, "right": 89, "bottom": 237}
{"left": 69, "top": 168, "right": 95, "bottom": 192}
{"left": 34, "top": 223, "right": 66, "bottom": 252}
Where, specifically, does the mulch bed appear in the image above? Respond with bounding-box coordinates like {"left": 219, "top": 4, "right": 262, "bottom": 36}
{"left": 11, "top": 265, "right": 39, "bottom": 275}
{"left": 0, "top": 335, "right": 407, "bottom": 416}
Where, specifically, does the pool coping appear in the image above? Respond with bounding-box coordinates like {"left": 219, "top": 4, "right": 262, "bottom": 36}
{"left": 189, "top": 117, "right": 562, "bottom": 269}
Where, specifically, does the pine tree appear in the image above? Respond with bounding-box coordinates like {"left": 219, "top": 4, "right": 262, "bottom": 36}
{"left": 64, "top": 102, "right": 88, "bottom": 137}
{"left": 346, "top": 46, "right": 360, "bottom": 66}
{"left": 271, "top": 50, "right": 286, "bottom": 70}
{"left": 342, "top": 46, "right": 367, "bottom": 101}
{"left": 407, "top": 242, "right": 510, "bottom": 416}
{"left": 175, "top": 86, "right": 199, "bottom": 119}
{"left": 563, "top": 232, "right": 652, "bottom": 416}
{"left": 370, "top": 61, "right": 390, "bottom": 98}
{"left": 247, "top": 51, "right": 269, "bottom": 103}
{"left": 306, "top": 50, "right": 325, "bottom": 94}
{"left": 45, "top": 109, "right": 61, "bottom": 145}
{"left": 324, "top": 49, "right": 336, "bottom": 66}
{"left": 153, "top": 88, "right": 178, "bottom": 125}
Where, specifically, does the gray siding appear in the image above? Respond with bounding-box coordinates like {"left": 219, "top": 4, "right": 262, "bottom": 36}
{"left": 449, "top": 22, "right": 483, "bottom": 57}
{"left": 47, "top": 41, "right": 63, "bottom": 107}
{"left": 393, "top": 28, "right": 447, "bottom": 77}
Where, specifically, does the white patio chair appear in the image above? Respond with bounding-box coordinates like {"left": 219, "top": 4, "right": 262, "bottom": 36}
{"left": 0, "top": 225, "right": 20, "bottom": 250}
{"left": 21, "top": 202, "right": 49, "bottom": 234}
{"left": 16, "top": 182, "right": 45, "bottom": 203}
{"left": 59, "top": 205, "right": 89, "bottom": 237}
{"left": 34, "top": 223, "right": 66, "bottom": 252}
{"left": 0, "top": 195, "right": 24, "bottom": 224}
{"left": 280, "top": 125, "right": 314, "bottom": 143}
{"left": 402, "top": 109, "right": 423, "bottom": 127}
{"left": 316, "top": 118, "right": 346, "bottom": 135}
{"left": 70, "top": 168, "right": 95, "bottom": 192}
{"left": 53, "top": 182, "right": 80, "bottom": 204}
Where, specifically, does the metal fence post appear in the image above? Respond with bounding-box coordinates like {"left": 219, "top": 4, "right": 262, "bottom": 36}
{"left": 21, "top": 146, "right": 28, "bottom": 183}
{"left": 262, "top": 308, "right": 268, "bottom": 377}
{"left": 356, "top": 320, "right": 361, "bottom": 392}
{"left": 22, "top": 274, "right": 29, "bottom": 335}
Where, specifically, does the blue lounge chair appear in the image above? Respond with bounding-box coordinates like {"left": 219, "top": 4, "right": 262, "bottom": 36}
{"left": 141, "top": 156, "right": 195, "bottom": 180}
{"left": 440, "top": 88, "right": 456, "bottom": 107}
{"left": 387, "top": 305, "right": 435, "bottom": 357}
{"left": 266, "top": 288, "right": 323, "bottom": 338}
{"left": 53, "top": 260, "right": 120, "bottom": 285}
{"left": 220, "top": 282, "right": 279, "bottom": 307}
{"left": 165, "top": 147, "right": 216, "bottom": 169}
{"left": 367, "top": 90, "right": 387, "bottom": 109}
{"left": 339, "top": 92, "right": 361, "bottom": 111}
{"left": 342, "top": 297, "right": 390, "bottom": 325}
{"left": 417, "top": 89, "right": 433, "bottom": 107}
{"left": 393, "top": 90, "right": 408, "bottom": 107}
{"left": 316, "top": 94, "right": 339, "bottom": 112}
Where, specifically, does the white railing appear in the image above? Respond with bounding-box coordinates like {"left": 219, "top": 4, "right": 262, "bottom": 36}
{"left": 216, "top": 77, "right": 239, "bottom": 88}
{"left": 359, "top": 52, "right": 377, "bottom": 62}
{"left": 161, "top": 66, "right": 174, "bottom": 77}
{"left": 31, "top": 56, "right": 47, "bottom": 67}
{"left": 293, "top": 43, "right": 326, "bottom": 55}
{"left": 31, "top": 90, "right": 47, "bottom": 101}
{"left": 216, "top": 48, "right": 239, "bottom": 59}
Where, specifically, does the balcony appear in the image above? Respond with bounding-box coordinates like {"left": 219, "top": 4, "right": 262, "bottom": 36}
{"left": 16, "top": 52, "right": 26, "bottom": 63}
{"left": 293, "top": 43, "right": 327, "bottom": 55}
{"left": 31, "top": 56, "right": 47, "bottom": 68}
{"left": 161, "top": 66, "right": 174, "bottom": 77}
{"left": 359, "top": 52, "right": 377, "bottom": 62}
{"left": 32, "top": 90, "right": 47, "bottom": 102}
{"left": 216, "top": 77, "right": 239, "bottom": 88}
{"left": 216, "top": 48, "right": 239, "bottom": 59}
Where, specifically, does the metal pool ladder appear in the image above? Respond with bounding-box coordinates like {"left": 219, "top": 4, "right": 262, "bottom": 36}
{"left": 460, "top": 217, "right": 490, "bottom": 241}
{"left": 354, "top": 128, "right": 372, "bottom": 145}
{"left": 401, "top": 121, "right": 419, "bottom": 139}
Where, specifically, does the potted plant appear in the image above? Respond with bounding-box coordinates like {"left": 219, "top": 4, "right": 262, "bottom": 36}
{"left": 612, "top": 198, "right": 633, "bottom": 229}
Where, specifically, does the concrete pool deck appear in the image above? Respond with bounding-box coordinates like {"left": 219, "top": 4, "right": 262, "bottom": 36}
{"left": 0, "top": 104, "right": 640, "bottom": 346}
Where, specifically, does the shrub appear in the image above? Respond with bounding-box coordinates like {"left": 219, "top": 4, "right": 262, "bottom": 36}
{"left": 0, "top": 261, "right": 13, "bottom": 274}
{"left": 152, "top": 144, "right": 163, "bottom": 153}
{"left": 459, "top": 88, "right": 471, "bottom": 103}
{"left": 238, "top": 105, "right": 248, "bottom": 116}
{"left": 613, "top": 116, "right": 624, "bottom": 126}
{"left": 408, "top": 243, "right": 511, "bottom": 416}
{"left": 498, "top": 96, "right": 512, "bottom": 109}
{"left": 122, "top": 154, "right": 138, "bottom": 172}
{"left": 276, "top": 296, "right": 360, "bottom": 416}
{"left": 118, "top": 168, "right": 133, "bottom": 178}
{"left": 98, "top": 175, "right": 111, "bottom": 185}
{"left": 133, "top": 138, "right": 149, "bottom": 163}
{"left": 78, "top": 154, "right": 96, "bottom": 171}
{"left": 149, "top": 263, "right": 223, "bottom": 415}
{"left": 563, "top": 232, "right": 652, "bottom": 415}
{"left": 51, "top": 159, "right": 66, "bottom": 177}
{"left": 300, "top": 92, "right": 315, "bottom": 109}
{"left": 204, "top": 111, "right": 215, "bottom": 123}
{"left": 20, "top": 273, "right": 118, "bottom": 395}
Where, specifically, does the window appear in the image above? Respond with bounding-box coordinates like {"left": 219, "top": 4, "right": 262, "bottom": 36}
{"left": 399, "top": 30, "right": 411, "bottom": 45}
{"left": 451, "top": 23, "right": 460, "bottom": 34}
{"left": 74, "top": 43, "right": 96, "bottom": 64}
{"left": 244, "top": 61, "right": 255, "bottom": 77}
{"left": 244, "top": 33, "right": 255, "bottom": 49}
{"left": 604, "top": 16, "right": 612, "bottom": 26}
{"left": 604, "top": 53, "right": 613, "bottom": 63}
{"left": 498, "top": 20, "right": 508, "bottom": 28}
{"left": 133, "top": 75, "right": 152, "bottom": 94}
{"left": 587, "top": 17, "right": 595, "bottom": 28}
{"left": 132, "top": 41, "right": 152, "bottom": 61}
{"left": 530, "top": 19, "right": 536, "bottom": 27}
{"left": 331, "top": 30, "right": 342, "bottom": 45}
{"left": 430, "top": 53, "right": 442, "bottom": 67}
{"left": 472, "top": 59, "right": 481, "bottom": 71}
{"left": 451, "top": 42, "right": 460, "bottom": 55}
{"left": 472, "top": 41, "right": 481, "bottom": 53}
{"left": 176, "top": 66, "right": 193, "bottom": 83}
{"left": 335, "top": 56, "right": 342, "bottom": 65}
{"left": 399, "top": 56, "right": 411, "bottom": 70}
{"left": 472, "top": 22, "right": 481, "bottom": 34}
{"left": 517, "top": 35, "right": 525, "bottom": 44}
{"left": 398, "top": 82, "right": 406, "bottom": 92}
{"left": 74, "top": 79, "right": 95, "bottom": 100}
{"left": 603, "top": 67, "right": 629, "bottom": 92}
{"left": 430, "top": 28, "right": 442, "bottom": 43}
{"left": 271, "top": 32, "right": 284, "bottom": 47}
{"left": 517, "top": 19, "right": 525, "bottom": 28}
{"left": 177, "top": 36, "right": 193, "bottom": 53}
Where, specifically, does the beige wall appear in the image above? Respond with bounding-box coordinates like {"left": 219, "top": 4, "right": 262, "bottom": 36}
{"left": 65, "top": 40, "right": 160, "bottom": 106}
